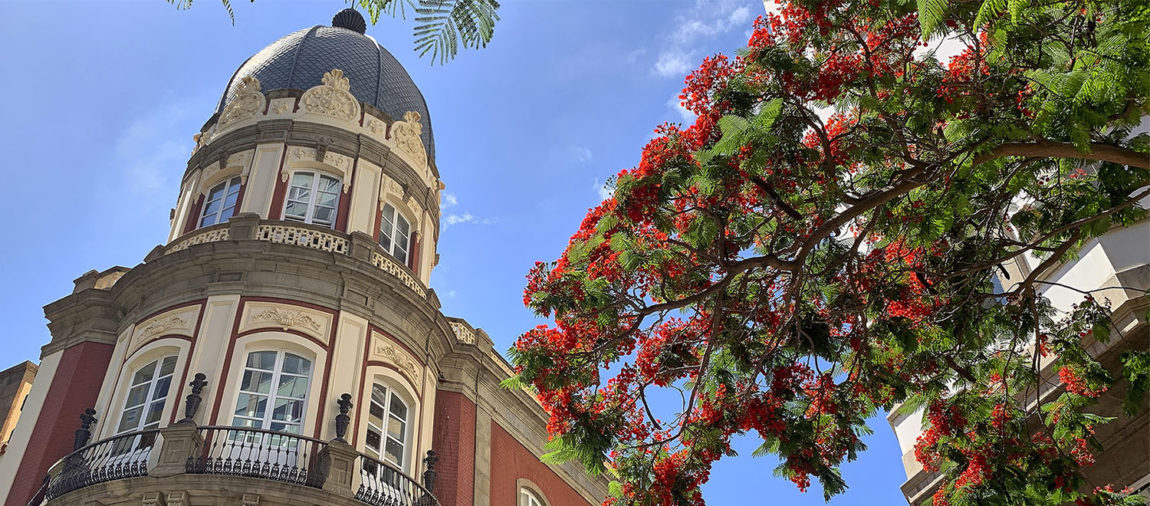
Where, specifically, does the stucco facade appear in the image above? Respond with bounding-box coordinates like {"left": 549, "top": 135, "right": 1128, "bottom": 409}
{"left": 0, "top": 10, "right": 606, "bottom": 506}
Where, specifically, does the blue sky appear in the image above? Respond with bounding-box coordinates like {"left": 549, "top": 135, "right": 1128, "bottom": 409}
{"left": 0, "top": 0, "right": 907, "bottom": 503}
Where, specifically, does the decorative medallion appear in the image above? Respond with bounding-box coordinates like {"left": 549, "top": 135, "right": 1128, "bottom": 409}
{"left": 389, "top": 111, "right": 428, "bottom": 168}
{"left": 218, "top": 76, "right": 265, "bottom": 127}
{"left": 300, "top": 69, "right": 360, "bottom": 122}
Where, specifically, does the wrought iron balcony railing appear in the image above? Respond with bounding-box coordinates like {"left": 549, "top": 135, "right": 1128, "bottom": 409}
{"left": 356, "top": 453, "right": 439, "bottom": 506}
{"left": 186, "top": 426, "right": 327, "bottom": 488}
{"left": 39, "top": 428, "right": 159, "bottom": 502}
{"left": 31, "top": 384, "right": 440, "bottom": 506}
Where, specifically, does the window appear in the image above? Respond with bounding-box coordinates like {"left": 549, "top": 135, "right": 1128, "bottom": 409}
{"left": 232, "top": 351, "right": 312, "bottom": 434}
{"left": 379, "top": 204, "right": 411, "bottom": 265}
{"left": 284, "top": 172, "right": 341, "bottom": 227}
{"left": 115, "top": 356, "right": 178, "bottom": 434}
{"left": 522, "top": 489, "right": 544, "bottom": 506}
{"left": 364, "top": 383, "right": 410, "bottom": 470}
{"left": 199, "top": 176, "right": 242, "bottom": 227}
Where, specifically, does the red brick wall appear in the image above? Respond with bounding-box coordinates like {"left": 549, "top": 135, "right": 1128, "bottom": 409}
{"left": 490, "top": 422, "right": 594, "bottom": 506}
{"left": 432, "top": 390, "right": 476, "bottom": 506}
{"left": 4, "top": 341, "right": 114, "bottom": 506}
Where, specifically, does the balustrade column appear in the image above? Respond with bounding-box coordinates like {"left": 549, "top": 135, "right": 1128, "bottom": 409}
{"left": 320, "top": 393, "right": 359, "bottom": 495}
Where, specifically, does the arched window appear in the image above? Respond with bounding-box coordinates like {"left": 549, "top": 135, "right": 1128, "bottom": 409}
{"left": 364, "top": 382, "right": 410, "bottom": 470}
{"left": 232, "top": 351, "right": 312, "bottom": 434}
{"left": 521, "top": 488, "right": 545, "bottom": 506}
{"left": 284, "top": 172, "right": 341, "bottom": 227}
{"left": 199, "top": 176, "right": 243, "bottom": 228}
{"left": 378, "top": 204, "right": 411, "bottom": 265}
{"left": 115, "top": 355, "right": 178, "bottom": 434}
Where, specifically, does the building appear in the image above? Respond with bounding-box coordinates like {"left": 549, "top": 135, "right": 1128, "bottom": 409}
{"left": 0, "top": 9, "right": 607, "bottom": 506}
{"left": 887, "top": 200, "right": 1150, "bottom": 501}
{"left": 0, "top": 361, "right": 37, "bottom": 455}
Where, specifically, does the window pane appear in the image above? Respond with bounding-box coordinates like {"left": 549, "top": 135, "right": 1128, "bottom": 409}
{"left": 271, "top": 398, "right": 305, "bottom": 423}
{"left": 152, "top": 376, "right": 171, "bottom": 400}
{"left": 125, "top": 384, "right": 150, "bottom": 408}
{"left": 117, "top": 407, "right": 142, "bottom": 433}
{"left": 317, "top": 191, "right": 338, "bottom": 208}
{"left": 313, "top": 206, "right": 334, "bottom": 224}
{"left": 246, "top": 351, "right": 276, "bottom": 370}
{"left": 145, "top": 400, "right": 165, "bottom": 425}
{"left": 384, "top": 437, "right": 403, "bottom": 465}
{"left": 387, "top": 416, "right": 406, "bottom": 442}
{"left": 232, "top": 417, "right": 261, "bottom": 429}
{"left": 396, "top": 216, "right": 409, "bottom": 236}
{"left": 160, "top": 356, "right": 177, "bottom": 376}
{"left": 132, "top": 362, "right": 157, "bottom": 385}
{"left": 365, "top": 427, "right": 382, "bottom": 451}
{"left": 201, "top": 199, "right": 221, "bottom": 219}
{"left": 284, "top": 201, "right": 306, "bottom": 219}
{"left": 241, "top": 370, "right": 273, "bottom": 394}
{"left": 291, "top": 173, "right": 314, "bottom": 188}
{"left": 277, "top": 375, "right": 309, "bottom": 399}
{"left": 234, "top": 393, "right": 267, "bottom": 418}
{"left": 320, "top": 176, "right": 341, "bottom": 193}
{"left": 389, "top": 397, "right": 408, "bottom": 421}
{"left": 282, "top": 354, "right": 311, "bottom": 375}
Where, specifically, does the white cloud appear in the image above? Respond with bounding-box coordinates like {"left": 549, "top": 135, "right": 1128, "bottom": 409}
{"left": 573, "top": 146, "right": 593, "bottom": 163}
{"left": 113, "top": 102, "right": 197, "bottom": 199}
{"left": 442, "top": 191, "right": 458, "bottom": 208}
{"left": 652, "top": 1, "right": 760, "bottom": 117}
{"left": 654, "top": 51, "right": 694, "bottom": 78}
{"left": 445, "top": 212, "right": 475, "bottom": 226}
{"left": 447, "top": 290, "right": 457, "bottom": 299}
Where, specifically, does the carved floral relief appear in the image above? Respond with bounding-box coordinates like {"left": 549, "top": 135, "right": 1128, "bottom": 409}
{"left": 240, "top": 303, "right": 332, "bottom": 343}
{"left": 299, "top": 69, "right": 360, "bottom": 122}
{"left": 218, "top": 76, "right": 265, "bottom": 127}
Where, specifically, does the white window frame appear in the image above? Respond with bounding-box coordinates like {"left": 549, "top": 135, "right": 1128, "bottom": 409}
{"left": 283, "top": 171, "right": 341, "bottom": 228}
{"left": 115, "top": 355, "right": 178, "bottom": 434}
{"left": 378, "top": 203, "right": 412, "bottom": 266}
{"left": 231, "top": 350, "right": 313, "bottom": 435}
{"left": 521, "top": 488, "right": 545, "bottom": 506}
{"left": 363, "top": 382, "right": 412, "bottom": 472}
{"left": 198, "top": 176, "right": 243, "bottom": 228}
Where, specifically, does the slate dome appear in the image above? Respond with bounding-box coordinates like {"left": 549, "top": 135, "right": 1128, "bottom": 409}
{"left": 215, "top": 9, "right": 434, "bottom": 160}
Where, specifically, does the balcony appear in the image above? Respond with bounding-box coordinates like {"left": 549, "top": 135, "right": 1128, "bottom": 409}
{"left": 29, "top": 388, "right": 440, "bottom": 506}
{"left": 162, "top": 213, "right": 427, "bottom": 299}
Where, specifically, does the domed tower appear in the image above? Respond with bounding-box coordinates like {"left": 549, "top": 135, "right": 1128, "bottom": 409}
{"left": 0, "top": 10, "right": 606, "bottom": 506}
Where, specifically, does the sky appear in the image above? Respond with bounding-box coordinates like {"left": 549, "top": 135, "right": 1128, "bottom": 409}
{"left": 0, "top": 0, "right": 908, "bottom": 503}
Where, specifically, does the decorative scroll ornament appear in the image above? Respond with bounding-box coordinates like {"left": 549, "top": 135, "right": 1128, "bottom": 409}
{"left": 218, "top": 76, "right": 265, "bottom": 127}
{"left": 252, "top": 307, "right": 323, "bottom": 332}
{"left": 390, "top": 111, "right": 428, "bottom": 168}
{"left": 138, "top": 316, "right": 188, "bottom": 340}
{"left": 300, "top": 69, "right": 360, "bottom": 122}
{"left": 371, "top": 336, "right": 421, "bottom": 381}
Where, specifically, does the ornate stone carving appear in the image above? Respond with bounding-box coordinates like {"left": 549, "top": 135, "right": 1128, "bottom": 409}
{"left": 138, "top": 316, "right": 188, "bottom": 340}
{"left": 370, "top": 334, "right": 421, "bottom": 381}
{"left": 241, "top": 494, "right": 260, "bottom": 506}
{"left": 240, "top": 302, "right": 333, "bottom": 343}
{"left": 270, "top": 99, "right": 292, "bottom": 115}
{"left": 300, "top": 69, "right": 360, "bottom": 122}
{"left": 367, "top": 118, "right": 387, "bottom": 138}
{"left": 218, "top": 76, "right": 265, "bottom": 127}
{"left": 389, "top": 111, "right": 428, "bottom": 168}
{"left": 251, "top": 307, "right": 323, "bottom": 332}
{"left": 129, "top": 306, "right": 199, "bottom": 352}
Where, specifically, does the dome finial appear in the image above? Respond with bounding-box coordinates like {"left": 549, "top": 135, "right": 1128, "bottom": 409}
{"left": 332, "top": 8, "right": 367, "bottom": 34}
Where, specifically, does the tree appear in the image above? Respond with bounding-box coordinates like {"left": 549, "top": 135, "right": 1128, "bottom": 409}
{"left": 507, "top": 0, "right": 1150, "bottom": 504}
{"left": 165, "top": 0, "right": 500, "bottom": 64}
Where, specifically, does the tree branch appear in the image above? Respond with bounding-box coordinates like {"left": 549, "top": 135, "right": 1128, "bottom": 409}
{"left": 974, "top": 141, "right": 1150, "bottom": 169}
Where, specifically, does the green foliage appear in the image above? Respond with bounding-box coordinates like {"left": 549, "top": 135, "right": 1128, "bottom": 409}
{"left": 164, "top": 0, "right": 500, "bottom": 63}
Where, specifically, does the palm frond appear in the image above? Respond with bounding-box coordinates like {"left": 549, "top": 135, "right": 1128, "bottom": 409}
{"left": 412, "top": 0, "right": 500, "bottom": 65}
